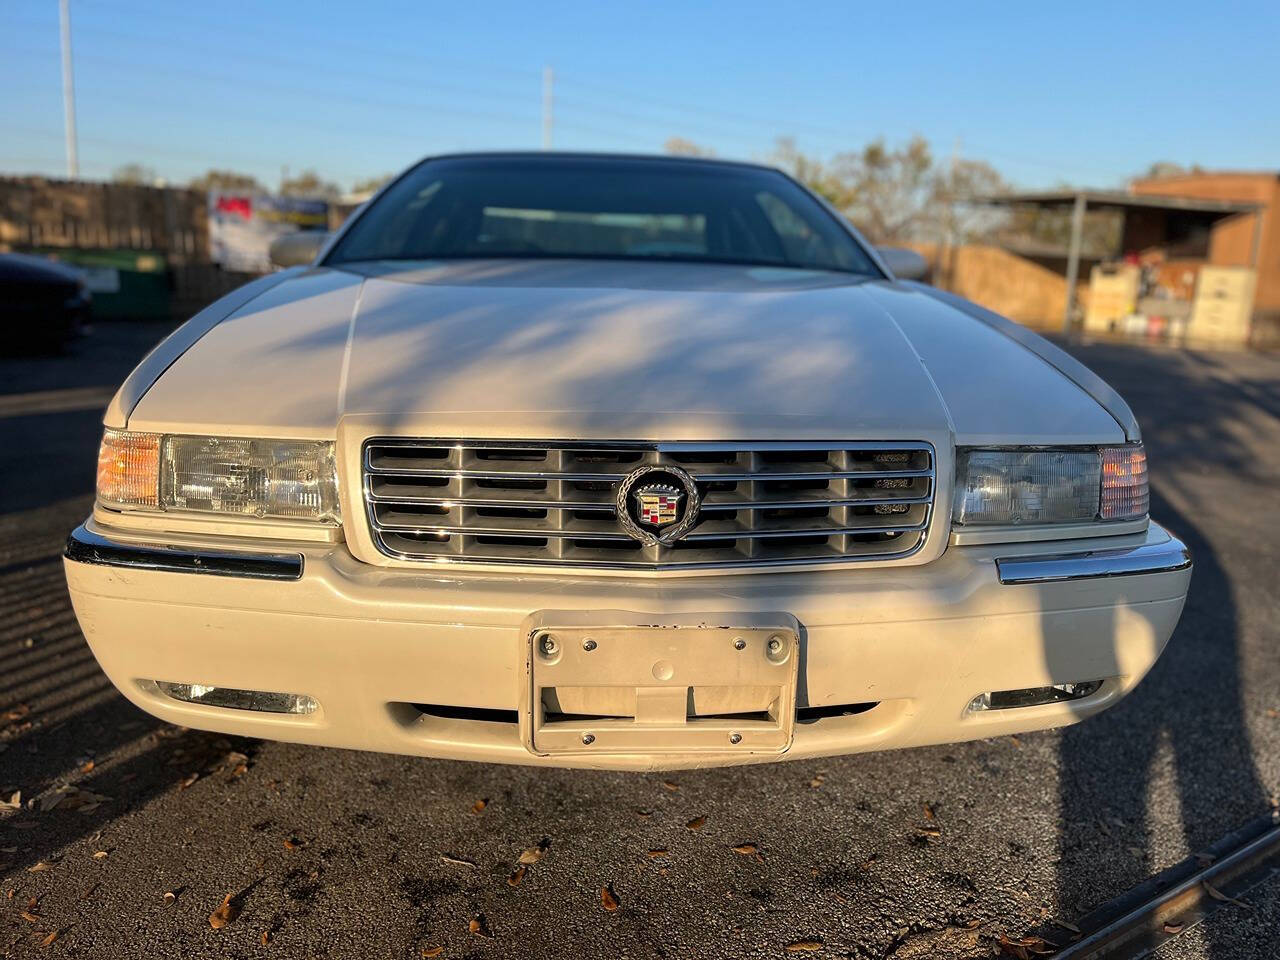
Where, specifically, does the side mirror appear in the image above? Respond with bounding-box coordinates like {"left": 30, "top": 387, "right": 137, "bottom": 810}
{"left": 875, "top": 246, "right": 929, "bottom": 283}
{"left": 269, "top": 231, "right": 331, "bottom": 268}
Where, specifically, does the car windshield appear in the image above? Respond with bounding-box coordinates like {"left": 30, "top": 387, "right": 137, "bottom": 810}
{"left": 325, "top": 155, "right": 880, "bottom": 276}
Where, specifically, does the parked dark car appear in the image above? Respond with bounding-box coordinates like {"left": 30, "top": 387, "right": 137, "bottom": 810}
{"left": 0, "top": 252, "right": 92, "bottom": 352}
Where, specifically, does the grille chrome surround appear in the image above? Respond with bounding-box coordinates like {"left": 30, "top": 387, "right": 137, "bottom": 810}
{"left": 363, "top": 439, "right": 936, "bottom": 569}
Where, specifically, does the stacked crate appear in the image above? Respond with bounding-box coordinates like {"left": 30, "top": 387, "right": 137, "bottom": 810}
{"left": 1190, "top": 266, "right": 1256, "bottom": 344}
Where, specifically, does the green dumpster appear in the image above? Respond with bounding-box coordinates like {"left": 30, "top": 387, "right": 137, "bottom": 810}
{"left": 29, "top": 248, "right": 171, "bottom": 321}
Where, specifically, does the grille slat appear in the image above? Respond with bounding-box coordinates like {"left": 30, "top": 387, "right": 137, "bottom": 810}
{"left": 364, "top": 440, "right": 935, "bottom": 569}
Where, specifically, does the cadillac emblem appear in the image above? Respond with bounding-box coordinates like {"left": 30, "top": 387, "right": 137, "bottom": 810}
{"left": 635, "top": 484, "right": 682, "bottom": 526}
{"left": 615, "top": 465, "right": 701, "bottom": 546}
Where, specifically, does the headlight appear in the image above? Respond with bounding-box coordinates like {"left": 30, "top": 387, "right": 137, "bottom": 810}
{"left": 954, "top": 445, "right": 1147, "bottom": 525}
{"left": 97, "top": 429, "right": 340, "bottom": 524}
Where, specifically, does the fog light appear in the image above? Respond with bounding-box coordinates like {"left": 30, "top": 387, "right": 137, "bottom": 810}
{"left": 967, "top": 680, "right": 1102, "bottom": 712}
{"left": 153, "top": 681, "right": 318, "bottom": 715}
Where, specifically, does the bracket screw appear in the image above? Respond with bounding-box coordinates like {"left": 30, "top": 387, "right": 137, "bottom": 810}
{"left": 733, "top": 637, "right": 747, "bottom": 651}
{"left": 540, "top": 634, "right": 559, "bottom": 656}
{"left": 581, "top": 733, "right": 595, "bottom": 745}
{"left": 767, "top": 636, "right": 784, "bottom": 656}
{"left": 729, "top": 732, "right": 742, "bottom": 744}
{"left": 582, "top": 638, "right": 597, "bottom": 651}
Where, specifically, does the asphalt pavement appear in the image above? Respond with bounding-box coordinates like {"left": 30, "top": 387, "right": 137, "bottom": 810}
{"left": 1, "top": 324, "right": 1277, "bottom": 959}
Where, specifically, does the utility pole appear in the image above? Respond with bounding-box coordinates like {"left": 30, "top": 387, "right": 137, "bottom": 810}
{"left": 541, "top": 66, "right": 553, "bottom": 150}
{"left": 60, "top": 0, "right": 79, "bottom": 178}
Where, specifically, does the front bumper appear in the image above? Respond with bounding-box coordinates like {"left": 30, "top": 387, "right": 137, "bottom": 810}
{"left": 64, "top": 519, "right": 1191, "bottom": 770}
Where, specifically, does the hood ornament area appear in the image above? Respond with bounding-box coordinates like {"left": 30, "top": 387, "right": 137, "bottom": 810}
{"left": 615, "top": 465, "right": 702, "bottom": 547}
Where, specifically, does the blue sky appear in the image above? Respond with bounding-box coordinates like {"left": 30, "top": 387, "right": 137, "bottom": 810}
{"left": 3, "top": 0, "right": 1277, "bottom": 191}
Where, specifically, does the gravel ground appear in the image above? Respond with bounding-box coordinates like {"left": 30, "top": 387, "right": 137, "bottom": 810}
{"left": 1, "top": 325, "right": 1277, "bottom": 959}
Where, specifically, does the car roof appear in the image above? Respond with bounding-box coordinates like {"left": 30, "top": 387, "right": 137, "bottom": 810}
{"left": 0, "top": 252, "right": 84, "bottom": 285}
{"left": 412, "top": 151, "right": 783, "bottom": 176}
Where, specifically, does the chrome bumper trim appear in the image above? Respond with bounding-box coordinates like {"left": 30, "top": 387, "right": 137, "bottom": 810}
{"left": 996, "top": 534, "right": 1191, "bottom": 585}
{"left": 65, "top": 524, "right": 303, "bottom": 581}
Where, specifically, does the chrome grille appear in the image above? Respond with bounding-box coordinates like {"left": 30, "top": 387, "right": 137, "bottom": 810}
{"left": 363, "top": 440, "right": 935, "bottom": 569}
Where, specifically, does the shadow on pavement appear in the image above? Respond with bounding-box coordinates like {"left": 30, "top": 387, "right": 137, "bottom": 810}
{"left": 0, "top": 505, "right": 264, "bottom": 881}
{"left": 1050, "top": 341, "right": 1276, "bottom": 958}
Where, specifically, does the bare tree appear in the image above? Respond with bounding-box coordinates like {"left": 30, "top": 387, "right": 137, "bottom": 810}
{"left": 351, "top": 173, "right": 394, "bottom": 195}
{"left": 279, "top": 169, "right": 342, "bottom": 200}
{"left": 111, "top": 163, "right": 157, "bottom": 186}
{"left": 189, "top": 169, "right": 265, "bottom": 193}
{"left": 664, "top": 137, "right": 716, "bottom": 158}
{"left": 768, "top": 136, "right": 1008, "bottom": 244}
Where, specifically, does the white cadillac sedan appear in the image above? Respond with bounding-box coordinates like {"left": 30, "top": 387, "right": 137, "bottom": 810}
{"left": 65, "top": 153, "right": 1191, "bottom": 770}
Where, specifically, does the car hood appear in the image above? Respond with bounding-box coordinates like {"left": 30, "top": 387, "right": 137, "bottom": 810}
{"left": 128, "top": 259, "right": 1124, "bottom": 447}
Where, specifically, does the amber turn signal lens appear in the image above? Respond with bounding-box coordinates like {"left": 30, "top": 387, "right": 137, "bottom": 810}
{"left": 1100, "top": 445, "right": 1149, "bottom": 520}
{"left": 97, "top": 429, "right": 160, "bottom": 508}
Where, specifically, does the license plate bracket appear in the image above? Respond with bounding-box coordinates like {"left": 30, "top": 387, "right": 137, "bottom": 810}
{"left": 519, "top": 611, "right": 800, "bottom": 757}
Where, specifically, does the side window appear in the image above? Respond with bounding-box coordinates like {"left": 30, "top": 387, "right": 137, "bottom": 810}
{"left": 755, "top": 191, "right": 837, "bottom": 269}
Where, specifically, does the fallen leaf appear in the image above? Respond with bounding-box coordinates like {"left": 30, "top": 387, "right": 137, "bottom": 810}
{"left": 81, "top": 760, "right": 95, "bottom": 774}
{"left": 507, "top": 864, "right": 526, "bottom": 887}
{"left": 1048, "top": 917, "right": 1081, "bottom": 934}
{"left": 179, "top": 773, "right": 199, "bottom": 790}
{"left": 785, "top": 940, "right": 823, "bottom": 952}
{"left": 28, "top": 861, "right": 51, "bottom": 873}
{"left": 40, "top": 929, "right": 59, "bottom": 948}
{"left": 261, "top": 930, "right": 270, "bottom": 946}
{"left": 2, "top": 791, "right": 21, "bottom": 810}
{"left": 1163, "top": 921, "right": 1184, "bottom": 934}
{"left": 917, "top": 827, "right": 943, "bottom": 839}
{"left": 468, "top": 915, "right": 492, "bottom": 938}
{"left": 731, "top": 843, "right": 758, "bottom": 855}
{"left": 923, "top": 804, "right": 936, "bottom": 821}
{"left": 996, "top": 933, "right": 1057, "bottom": 958}
{"left": 646, "top": 848, "right": 668, "bottom": 858}
{"left": 41, "top": 793, "right": 64, "bottom": 813}
{"left": 660, "top": 780, "right": 679, "bottom": 792}
{"left": 163, "top": 891, "right": 177, "bottom": 906}
{"left": 441, "top": 854, "right": 477, "bottom": 868}
{"left": 230, "top": 763, "right": 248, "bottom": 779}
{"left": 1266, "top": 708, "right": 1279, "bottom": 719}
{"left": 21, "top": 910, "right": 40, "bottom": 922}
{"left": 283, "top": 837, "right": 303, "bottom": 851}
{"left": 1009, "top": 735, "right": 1022, "bottom": 748}
{"left": 600, "top": 885, "right": 620, "bottom": 911}
{"left": 209, "top": 893, "right": 241, "bottom": 929}
{"left": 421, "top": 947, "right": 445, "bottom": 958}
{"left": 517, "top": 842, "right": 548, "bottom": 865}
{"left": 92, "top": 850, "right": 108, "bottom": 860}
{"left": 809, "top": 776, "right": 824, "bottom": 788}
{"left": 685, "top": 816, "right": 705, "bottom": 831}
{"left": 471, "top": 798, "right": 488, "bottom": 814}
{"left": 1202, "top": 880, "right": 1252, "bottom": 909}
